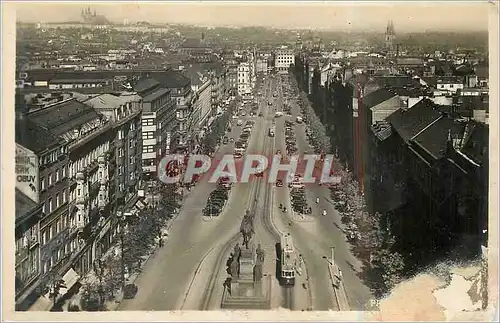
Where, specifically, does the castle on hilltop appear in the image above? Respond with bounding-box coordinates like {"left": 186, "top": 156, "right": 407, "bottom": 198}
{"left": 81, "top": 7, "right": 109, "bottom": 25}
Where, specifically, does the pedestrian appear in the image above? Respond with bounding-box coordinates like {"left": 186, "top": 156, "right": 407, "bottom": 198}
{"left": 159, "top": 238, "right": 163, "bottom": 248}
{"left": 316, "top": 197, "right": 319, "bottom": 204}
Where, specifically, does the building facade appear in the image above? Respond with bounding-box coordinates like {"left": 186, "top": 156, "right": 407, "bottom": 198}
{"left": 237, "top": 62, "right": 251, "bottom": 96}
{"left": 275, "top": 48, "right": 294, "bottom": 74}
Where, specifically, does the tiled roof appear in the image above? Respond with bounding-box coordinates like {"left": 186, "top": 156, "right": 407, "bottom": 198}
{"left": 27, "top": 99, "right": 100, "bottom": 137}
{"left": 149, "top": 69, "right": 191, "bottom": 88}
{"left": 15, "top": 189, "right": 39, "bottom": 222}
{"left": 374, "top": 75, "right": 416, "bottom": 88}
{"left": 362, "top": 88, "right": 397, "bottom": 109}
{"left": 396, "top": 57, "right": 424, "bottom": 66}
{"left": 412, "top": 117, "right": 466, "bottom": 160}
{"left": 15, "top": 117, "right": 62, "bottom": 153}
{"left": 182, "top": 64, "right": 209, "bottom": 86}
{"left": 371, "top": 120, "right": 393, "bottom": 141}
{"left": 134, "top": 78, "right": 160, "bottom": 93}
{"left": 182, "top": 38, "right": 209, "bottom": 49}
{"left": 85, "top": 93, "right": 139, "bottom": 110}
{"left": 461, "top": 121, "right": 488, "bottom": 166}
{"left": 142, "top": 87, "right": 171, "bottom": 103}
{"left": 387, "top": 98, "right": 442, "bottom": 143}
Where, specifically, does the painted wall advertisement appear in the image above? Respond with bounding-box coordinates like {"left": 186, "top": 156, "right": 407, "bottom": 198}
{"left": 15, "top": 144, "right": 39, "bottom": 203}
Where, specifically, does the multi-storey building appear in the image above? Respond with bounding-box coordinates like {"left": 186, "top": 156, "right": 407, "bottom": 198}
{"left": 84, "top": 93, "right": 143, "bottom": 241}
{"left": 145, "top": 70, "right": 193, "bottom": 153}
{"left": 237, "top": 62, "right": 251, "bottom": 96}
{"left": 14, "top": 96, "right": 113, "bottom": 310}
{"left": 133, "top": 77, "right": 177, "bottom": 182}
{"left": 15, "top": 90, "right": 146, "bottom": 311}
{"left": 226, "top": 63, "right": 238, "bottom": 96}
{"left": 274, "top": 47, "right": 294, "bottom": 74}
{"left": 184, "top": 64, "right": 213, "bottom": 132}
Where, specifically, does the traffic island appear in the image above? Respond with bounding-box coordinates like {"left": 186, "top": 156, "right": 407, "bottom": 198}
{"left": 327, "top": 262, "right": 350, "bottom": 311}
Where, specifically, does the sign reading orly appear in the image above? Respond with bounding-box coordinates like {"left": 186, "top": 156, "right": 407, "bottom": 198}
{"left": 157, "top": 154, "right": 341, "bottom": 185}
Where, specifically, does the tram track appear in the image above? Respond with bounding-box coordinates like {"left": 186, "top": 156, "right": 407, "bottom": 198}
{"left": 200, "top": 95, "right": 271, "bottom": 310}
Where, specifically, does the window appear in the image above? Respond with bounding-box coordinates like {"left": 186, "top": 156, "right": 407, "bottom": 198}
{"left": 77, "top": 188, "right": 81, "bottom": 196}
{"left": 142, "top": 118, "right": 154, "bottom": 126}
{"left": 130, "top": 156, "right": 135, "bottom": 164}
{"left": 118, "top": 130, "right": 124, "bottom": 140}
{"left": 118, "top": 166, "right": 123, "bottom": 175}
{"left": 118, "top": 148, "right": 123, "bottom": 157}
{"left": 48, "top": 173, "right": 52, "bottom": 186}
{"left": 144, "top": 132, "right": 154, "bottom": 139}
{"left": 55, "top": 169, "right": 60, "bottom": 182}
{"left": 143, "top": 145, "right": 155, "bottom": 153}
{"left": 62, "top": 166, "right": 66, "bottom": 178}
{"left": 129, "top": 172, "right": 134, "bottom": 181}
{"left": 47, "top": 197, "right": 53, "bottom": 213}
{"left": 40, "top": 177, "right": 45, "bottom": 191}
{"left": 56, "top": 193, "right": 60, "bottom": 208}
{"left": 119, "top": 183, "right": 124, "bottom": 192}
{"left": 129, "top": 140, "right": 135, "bottom": 148}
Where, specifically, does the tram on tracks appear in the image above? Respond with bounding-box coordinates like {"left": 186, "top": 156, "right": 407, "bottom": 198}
{"left": 279, "top": 233, "right": 297, "bottom": 286}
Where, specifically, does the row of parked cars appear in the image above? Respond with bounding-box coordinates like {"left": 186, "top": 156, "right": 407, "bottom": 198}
{"left": 203, "top": 179, "right": 231, "bottom": 217}
{"left": 290, "top": 186, "right": 312, "bottom": 215}
{"left": 284, "top": 120, "right": 298, "bottom": 155}
{"left": 234, "top": 120, "right": 254, "bottom": 158}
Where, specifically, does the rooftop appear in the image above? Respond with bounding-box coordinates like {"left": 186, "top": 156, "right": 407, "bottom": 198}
{"left": 15, "top": 117, "right": 62, "bottom": 153}
{"left": 15, "top": 189, "right": 39, "bottom": 223}
{"left": 142, "top": 87, "right": 171, "bottom": 103}
{"left": 387, "top": 98, "right": 443, "bottom": 143}
{"left": 27, "top": 98, "right": 100, "bottom": 137}
{"left": 412, "top": 117, "right": 466, "bottom": 160}
{"left": 362, "top": 88, "right": 397, "bottom": 110}
{"left": 85, "top": 93, "right": 140, "bottom": 111}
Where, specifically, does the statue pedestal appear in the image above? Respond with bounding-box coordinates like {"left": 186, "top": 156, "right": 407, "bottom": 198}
{"left": 222, "top": 276, "right": 271, "bottom": 310}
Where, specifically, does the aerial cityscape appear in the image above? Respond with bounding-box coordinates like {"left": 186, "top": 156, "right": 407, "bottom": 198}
{"left": 12, "top": 3, "right": 491, "bottom": 315}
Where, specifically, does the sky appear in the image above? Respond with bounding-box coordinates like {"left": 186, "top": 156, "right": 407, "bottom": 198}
{"left": 13, "top": 1, "right": 491, "bottom": 32}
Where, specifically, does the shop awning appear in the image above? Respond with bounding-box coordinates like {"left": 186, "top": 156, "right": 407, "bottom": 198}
{"left": 28, "top": 295, "right": 52, "bottom": 311}
{"left": 58, "top": 268, "right": 80, "bottom": 297}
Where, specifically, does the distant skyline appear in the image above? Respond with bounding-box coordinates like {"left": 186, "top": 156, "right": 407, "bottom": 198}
{"left": 13, "top": 1, "right": 490, "bottom": 32}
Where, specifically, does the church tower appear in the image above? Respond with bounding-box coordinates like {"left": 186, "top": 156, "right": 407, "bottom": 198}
{"left": 385, "top": 20, "right": 396, "bottom": 51}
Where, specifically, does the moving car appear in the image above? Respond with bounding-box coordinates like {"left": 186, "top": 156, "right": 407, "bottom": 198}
{"left": 296, "top": 116, "right": 303, "bottom": 124}
{"left": 268, "top": 126, "right": 276, "bottom": 137}
{"left": 237, "top": 119, "right": 243, "bottom": 126}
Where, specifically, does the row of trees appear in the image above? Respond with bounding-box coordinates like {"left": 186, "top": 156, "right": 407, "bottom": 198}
{"left": 289, "top": 73, "right": 405, "bottom": 297}
{"left": 200, "top": 100, "right": 237, "bottom": 155}
{"left": 78, "top": 184, "right": 181, "bottom": 311}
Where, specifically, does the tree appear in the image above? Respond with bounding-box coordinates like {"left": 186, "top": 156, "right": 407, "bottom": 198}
{"left": 371, "top": 248, "right": 405, "bottom": 291}
{"left": 80, "top": 282, "right": 107, "bottom": 311}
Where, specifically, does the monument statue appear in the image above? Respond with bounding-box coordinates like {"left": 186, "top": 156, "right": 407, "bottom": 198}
{"left": 240, "top": 210, "right": 255, "bottom": 249}
{"left": 230, "top": 257, "right": 239, "bottom": 279}
{"left": 233, "top": 243, "right": 241, "bottom": 261}
{"left": 256, "top": 243, "right": 265, "bottom": 264}
{"left": 253, "top": 263, "right": 263, "bottom": 282}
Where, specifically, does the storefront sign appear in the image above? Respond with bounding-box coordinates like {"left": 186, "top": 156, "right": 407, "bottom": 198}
{"left": 15, "top": 144, "right": 39, "bottom": 203}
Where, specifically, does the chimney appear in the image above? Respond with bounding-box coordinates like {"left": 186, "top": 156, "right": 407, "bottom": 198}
{"left": 201, "top": 32, "right": 205, "bottom": 41}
